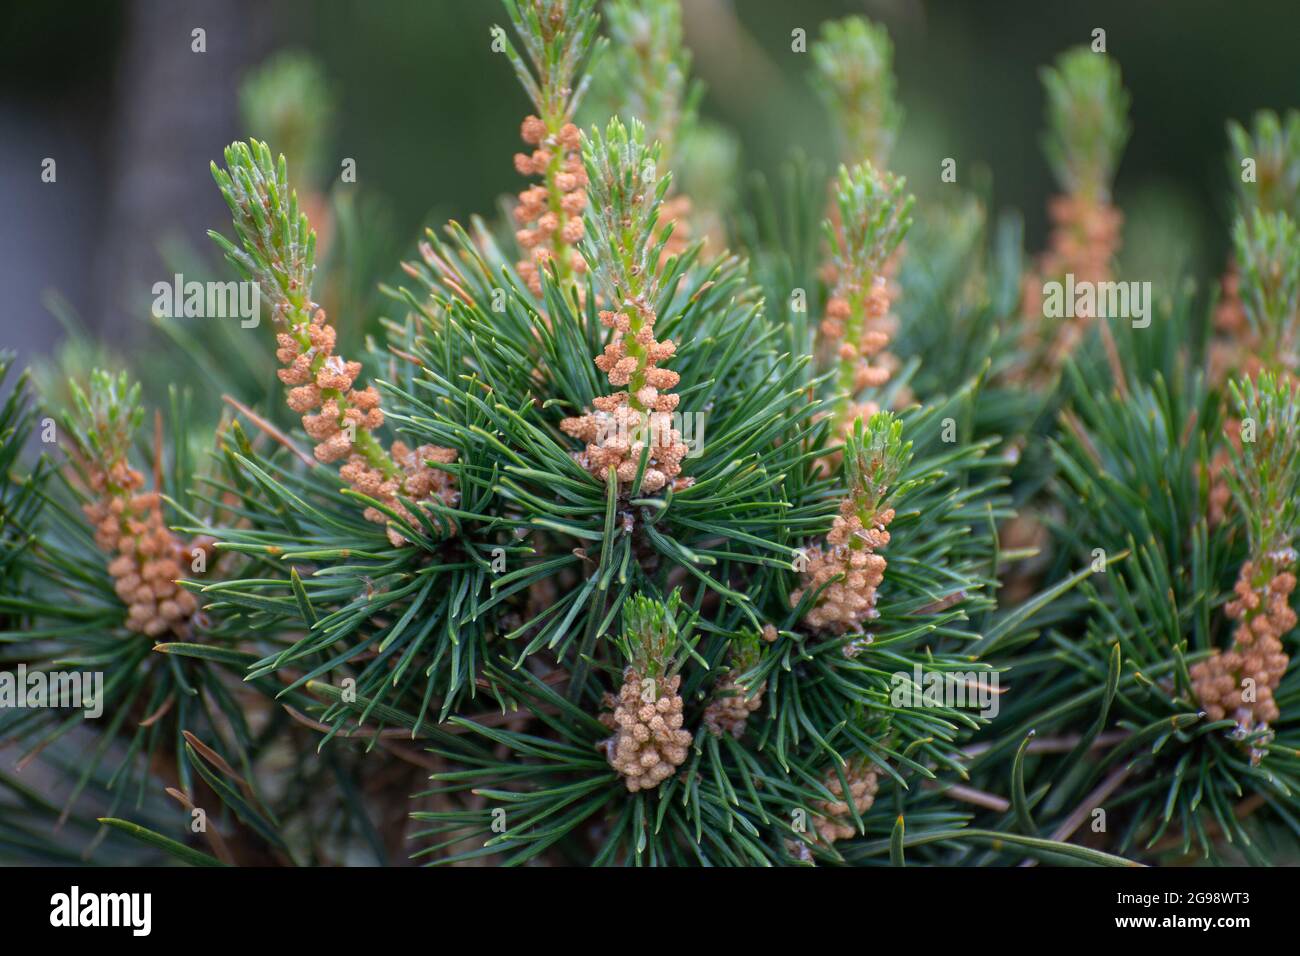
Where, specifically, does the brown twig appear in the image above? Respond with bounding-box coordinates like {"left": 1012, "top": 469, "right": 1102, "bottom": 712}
{"left": 962, "top": 730, "right": 1129, "bottom": 760}
{"left": 165, "top": 786, "right": 236, "bottom": 864}
{"left": 922, "top": 780, "right": 1011, "bottom": 813}
{"left": 182, "top": 729, "right": 255, "bottom": 800}
{"left": 283, "top": 700, "right": 563, "bottom": 740}
{"left": 221, "top": 394, "right": 316, "bottom": 468}
{"left": 138, "top": 692, "right": 176, "bottom": 728}
{"left": 1021, "top": 763, "right": 1132, "bottom": 867}
{"left": 1098, "top": 317, "right": 1129, "bottom": 400}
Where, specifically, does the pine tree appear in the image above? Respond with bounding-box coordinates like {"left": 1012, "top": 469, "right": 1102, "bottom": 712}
{"left": 3, "top": 2, "right": 1299, "bottom": 869}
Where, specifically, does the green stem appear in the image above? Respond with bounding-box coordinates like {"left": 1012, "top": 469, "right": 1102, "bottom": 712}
{"left": 614, "top": 228, "right": 653, "bottom": 415}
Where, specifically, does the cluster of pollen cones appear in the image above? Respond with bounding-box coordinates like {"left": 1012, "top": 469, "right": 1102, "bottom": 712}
{"left": 657, "top": 193, "right": 692, "bottom": 264}
{"left": 561, "top": 305, "right": 691, "bottom": 494}
{"left": 601, "top": 669, "right": 693, "bottom": 792}
{"left": 514, "top": 116, "right": 588, "bottom": 296}
{"left": 813, "top": 760, "right": 881, "bottom": 844}
{"left": 821, "top": 258, "right": 901, "bottom": 429}
{"left": 1208, "top": 264, "right": 1267, "bottom": 389}
{"left": 791, "top": 500, "right": 894, "bottom": 635}
{"left": 1020, "top": 193, "right": 1123, "bottom": 370}
{"left": 84, "top": 460, "right": 201, "bottom": 638}
{"left": 276, "top": 307, "right": 458, "bottom": 546}
{"left": 340, "top": 443, "right": 459, "bottom": 546}
{"left": 702, "top": 673, "right": 763, "bottom": 738}
{"left": 1191, "top": 562, "right": 1294, "bottom": 739}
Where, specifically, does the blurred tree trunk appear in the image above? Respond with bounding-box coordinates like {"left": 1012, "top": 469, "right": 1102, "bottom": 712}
{"left": 94, "top": 0, "right": 277, "bottom": 343}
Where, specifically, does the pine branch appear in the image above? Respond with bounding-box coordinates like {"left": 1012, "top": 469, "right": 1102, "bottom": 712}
{"left": 1040, "top": 47, "right": 1130, "bottom": 202}
{"left": 811, "top": 16, "right": 902, "bottom": 169}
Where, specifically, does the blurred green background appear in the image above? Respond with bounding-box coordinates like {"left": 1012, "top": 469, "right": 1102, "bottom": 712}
{"left": 3, "top": 0, "right": 1297, "bottom": 363}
